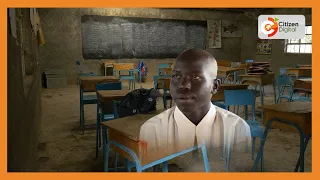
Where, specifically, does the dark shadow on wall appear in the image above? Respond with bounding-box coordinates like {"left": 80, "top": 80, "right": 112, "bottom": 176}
{"left": 7, "top": 8, "right": 42, "bottom": 172}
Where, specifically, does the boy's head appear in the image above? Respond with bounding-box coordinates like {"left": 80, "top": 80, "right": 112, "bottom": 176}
{"left": 170, "top": 48, "right": 220, "bottom": 113}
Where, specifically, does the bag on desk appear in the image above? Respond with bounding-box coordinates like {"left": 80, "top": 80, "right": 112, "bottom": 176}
{"left": 116, "top": 88, "right": 161, "bottom": 118}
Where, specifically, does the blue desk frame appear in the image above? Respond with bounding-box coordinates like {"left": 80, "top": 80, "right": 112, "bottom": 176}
{"left": 102, "top": 126, "right": 211, "bottom": 172}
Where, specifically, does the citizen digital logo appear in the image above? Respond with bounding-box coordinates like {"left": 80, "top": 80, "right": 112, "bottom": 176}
{"left": 258, "top": 15, "right": 305, "bottom": 39}
{"left": 278, "top": 21, "right": 300, "bottom": 33}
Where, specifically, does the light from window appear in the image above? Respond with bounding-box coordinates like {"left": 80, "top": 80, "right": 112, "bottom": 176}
{"left": 285, "top": 26, "right": 312, "bottom": 54}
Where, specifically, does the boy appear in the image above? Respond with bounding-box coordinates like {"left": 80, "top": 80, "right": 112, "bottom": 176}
{"left": 139, "top": 48, "right": 252, "bottom": 171}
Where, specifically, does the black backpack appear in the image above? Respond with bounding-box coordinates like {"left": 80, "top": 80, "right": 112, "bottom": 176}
{"left": 116, "top": 88, "right": 161, "bottom": 118}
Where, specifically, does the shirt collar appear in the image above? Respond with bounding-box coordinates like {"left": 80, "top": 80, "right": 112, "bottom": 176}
{"left": 173, "top": 103, "right": 217, "bottom": 128}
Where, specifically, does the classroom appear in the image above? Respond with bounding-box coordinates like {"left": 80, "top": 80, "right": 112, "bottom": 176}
{"left": 7, "top": 8, "right": 312, "bottom": 172}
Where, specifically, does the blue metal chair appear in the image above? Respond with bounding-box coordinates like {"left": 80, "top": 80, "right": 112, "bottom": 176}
{"left": 79, "top": 73, "right": 100, "bottom": 134}
{"left": 245, "top": 60, "right": 254, "bottom": 63}
{"left": 275, "top": 75, "right": 295, "bottom": 104}
{"left": 275, "top": 75, "right": 311, "bottom": 104}
{"left": 153, "top": 75, "right": 172, "bottom": 109}
{"left": 293, "top": 64, "right": 300, "bottom": 68}
{"left": 231, "top": 62, "right": 241, "bottom": 68}
{"left": 226, "top": 71, "right": 242, "bottom": 84}
{"left": 224, "top": 89, "right": 264, "bottom": 172}
{"left": 95, "top": 82, "right": 122, "bottom": 159}
{"left": 113, "top": 69, "right": 137, "bottom": 90}
{"left": 212, "top": 101, "right": 226, "bottom": 109}
{"left": 112, "top": 63, "right": 140, "bottom": 90}
{"left": 279, "top": 68, "right": 287, "bottom": 75}
{"left": 290, "top": 90, "right": 312, "bottom": 102}
{"left": 158, "top": 63, "right": 171, "bottom": 75}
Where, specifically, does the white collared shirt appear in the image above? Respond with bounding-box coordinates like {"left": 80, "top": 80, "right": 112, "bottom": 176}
{"left": 139, "top": 103, "right": 252, "bottom": 171}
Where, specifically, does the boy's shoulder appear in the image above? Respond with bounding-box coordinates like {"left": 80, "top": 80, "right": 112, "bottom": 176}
{"left": 214, "top": 105, "right": 249, "bottom": 127}
{"left": 141, "top": 107, "right": 175, "bottom": 128}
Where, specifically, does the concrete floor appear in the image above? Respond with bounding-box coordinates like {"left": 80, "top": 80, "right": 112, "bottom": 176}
{"left": 35, "top": 81, "right": 312, "bottom": 172}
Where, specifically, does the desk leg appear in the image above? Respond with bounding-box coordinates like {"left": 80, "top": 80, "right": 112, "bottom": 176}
{"left": 103, "top": 126, "right": 109, "bottom": 172}
{"left": 294, "top": 137, "right": 310, "bottom": 172}
{"left": 273, "top": 83, "right": 277, "bottom": 104}
{"left": 253, "top": 118, "right": 307, "bottom": 172}
{"left": 260, "top": 85, "right": 264, "bottom": 106}
{"left": 80, "top": 88, "right": 85, "bottom": 135}
{"left": 260, "top": 85, "right": 264, "bottom": 121}
{"left": 162, "top": 161, "right": 168, "bottom": 172}
{"left": 201, "top": 145, "right": 210, "bottom": 172}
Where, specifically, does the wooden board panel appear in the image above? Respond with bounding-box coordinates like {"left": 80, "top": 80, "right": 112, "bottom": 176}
{"left": 97, "top": 90, "right": 131, "bottom": 114}
{"left": 211, "top": 84, "right": 249, "bottom": 101}
{"left": 217, "top": 60, "right": 232, "bottom": 67}
{"left": 157, "top": 78, "right": 171, "bottom": 89}
{"left": 286, "top": 68, "right": 312, "bottom": 77}
{"left": 262, "top": 102, "right": 312, "bottom": 136}
{"left": 80, "top": 76, "right": 120, "bottom": 91}
{"left": 102, "top": 60, "right": 116, "bottom": 67}
{"left": 108, "top": 128, "right": 140, "bottom": 163}
{"left": 239, "top": 73, "right": 275, "bottom": 86}
{"left": 217, "top": 66, "right": 240, "bottom": 78}
{"left": 101, "top": 110, "right": 165, "bottom": 141}
{"left": 295, "top": 79, "right": 312, "bottom": 91}
{"left": 113, "top": 63, "right": 135, "bottom": 71}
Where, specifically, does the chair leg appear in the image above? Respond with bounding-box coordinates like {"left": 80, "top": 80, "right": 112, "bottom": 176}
{"left": 253, "top": 126, "right": 271, "bottom": 172}
{"left": 260, "top": 138, "right": 264, "bottom": 172}
{"left": 99, "top": 111, "right": 104, "bottom": 148}
{"left": 96, "top": 116, "right": 100, "bottom": 159}
{"left": 114, "top": 152, "right": 118, "bottom": 172}
{"left": 201, "top": 144, "right": 210, "bottom": 172}
{"left": 96, "top": 126, "right": 99, "bottom": 159}
{"left": 260, "top": 86, "right": 264, "bottom": 106}
{"left": 252, "top": 137, "right": 256, "bottom": 160}
{"left": 163, "top": 94, "right": 167, "bottom": 109}
{"left": 162, "top": 161, "right": 168, "bottom": 172}
{"left": 81, "top": 104, "right": 85, "bottom": 135}
{"left": 225, "top": 143, "right": 231, "bottom": 172}
{"left": 244, "top": 105, "right": 248, "bottom": 120}
{"left": 103, "top": 127, "right": 109, "bottom": 172}
{"left": 294, "top": 137, "right": 310, "bottom": 172}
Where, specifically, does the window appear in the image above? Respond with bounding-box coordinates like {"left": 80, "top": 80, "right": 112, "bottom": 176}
{"left": 285, "top": 26, "right": 312, "bottom": 54}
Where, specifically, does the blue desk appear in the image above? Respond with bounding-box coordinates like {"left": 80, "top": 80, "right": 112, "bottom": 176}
{"left": 100, "top": 111, "right": 210, "bottom": 172}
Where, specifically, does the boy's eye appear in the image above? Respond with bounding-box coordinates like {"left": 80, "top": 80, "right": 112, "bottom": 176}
{"left": 193, "top": 75, "right": 200, "bottom": 80}
{"left": 172, "top": 74, "right": 181, "bottom": 79}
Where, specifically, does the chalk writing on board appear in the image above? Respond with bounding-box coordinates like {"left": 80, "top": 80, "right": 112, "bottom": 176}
{"left": 133, "top": 23, "right": 150, "bottom": 57}
{"left": 121, "top": 23, "right": 133, "bottom": 56}
{"left": 148, "top": 21, "right": 167, "bottom": 57}
{"left": 108, "top": 24, "right": 122, "bottom": 57}
{"left": 81, "top": 15, "right": 207, "bottom": 59}
{"left": 82, "top": 21, "right": 100, "bottom": 56}
{"left": 166, "top": 22, "right": 186, "bottom": 54}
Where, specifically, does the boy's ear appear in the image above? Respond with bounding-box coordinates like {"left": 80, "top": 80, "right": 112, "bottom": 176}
{"left": 212, "top": 79, "right": 221, "bottom": 94}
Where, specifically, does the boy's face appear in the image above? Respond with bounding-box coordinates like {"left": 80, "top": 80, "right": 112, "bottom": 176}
{"left": 170, "top": 57, "right": 218, "bottom": 112}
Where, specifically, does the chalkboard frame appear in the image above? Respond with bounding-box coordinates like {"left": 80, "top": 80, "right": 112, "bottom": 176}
{"left": 81, "top": 15, "right": 207, "bottom": 59}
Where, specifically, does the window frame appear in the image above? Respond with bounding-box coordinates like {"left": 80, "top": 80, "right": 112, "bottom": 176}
{"left": 284, "top": 25, "right": 312, "bottom": 54}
